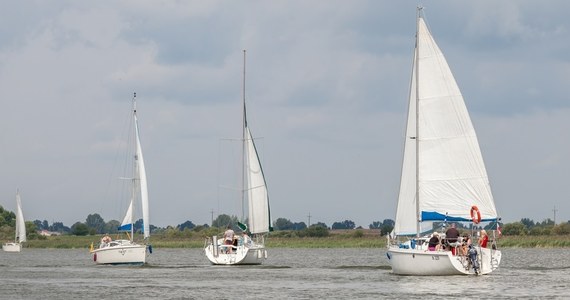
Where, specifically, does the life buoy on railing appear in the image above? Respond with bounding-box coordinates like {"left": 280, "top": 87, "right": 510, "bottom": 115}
{"left": 470, "top": 206, "right": 481, "bottom": 224}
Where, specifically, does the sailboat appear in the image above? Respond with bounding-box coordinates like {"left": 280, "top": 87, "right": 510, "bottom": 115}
{"left": 386, "top": 7, "right": 502, "bottom": 275}
{"left": 90, "top": 93, "right": 151, "bottom": 265}
{"left": 205, "top": 50, "right": 271, "bottom": 265}
{"left": 2, "top": 190, "right": 26, "bottom": 253}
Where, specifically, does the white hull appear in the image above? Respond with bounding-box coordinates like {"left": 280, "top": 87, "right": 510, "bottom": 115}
{"left": 204, "top": 238, "right": 267, "bottom": 265}
{"left": 2, "top": 243, "right": 22, "bottom": 252}
{"left": 91, "top": 240, "right": 148, "bottom": 265}
{"left": 387, "top": 246, "right": 501, "bottom": 275}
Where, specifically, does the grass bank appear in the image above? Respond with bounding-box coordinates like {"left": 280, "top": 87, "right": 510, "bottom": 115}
{"left": 20, "top": 231, "right": 570, "bottom": 249}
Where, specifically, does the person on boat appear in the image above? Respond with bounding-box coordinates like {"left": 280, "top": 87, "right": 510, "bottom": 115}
{"left": 242, "top": 231, "right": 252, "bottom": 247}
{"left": 479, "top": 229, "right": 489, "bottom": 248}
{"left": 460, "top": 233, "right": 472, "bottom": 256}
{"left": 445, "top": 223, "right": 460, "bottom": 255}
{"left": 100, "top": 235, "right": 112, "bottom": 248}
{"left": 428, "top": 232, "right": 440, "bottom": 251}
{"left": 223, "top": 225, "right": 235, "bottom": 253}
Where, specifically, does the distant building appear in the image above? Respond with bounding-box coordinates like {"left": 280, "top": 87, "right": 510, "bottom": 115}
{"left": 38, "top": 230, "right": 62, "bottom": 236}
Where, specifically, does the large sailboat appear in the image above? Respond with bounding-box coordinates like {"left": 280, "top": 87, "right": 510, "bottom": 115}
{"left": 90, "top": 93, "right": 151, "bottom": 265}
{"left": 205, "top": 50, "right": 271, "bottom": 265}
{"left": 386, "top": 8, "right": 502, "bottom": 275}
{"left": 2, "top": 190, "right": 26, "bottom": 253}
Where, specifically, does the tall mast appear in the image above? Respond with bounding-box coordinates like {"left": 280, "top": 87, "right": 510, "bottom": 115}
{"left": 415, "top": 7, "right": 422, "bottom": 237}
{"left": 131, "top": 92, "right": 137, "bottom": 241}
{"left": 241, "top": 50, "right": 247, "bottom": 222}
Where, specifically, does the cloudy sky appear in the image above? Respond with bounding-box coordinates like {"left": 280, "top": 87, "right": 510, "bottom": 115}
{"left": 0, "top": 1, "right": 569, "bottom": 229}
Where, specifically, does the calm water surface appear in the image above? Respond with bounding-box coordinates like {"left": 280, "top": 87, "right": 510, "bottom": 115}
{"left": 0, "top": 248, "right": 568, "bottom": 299}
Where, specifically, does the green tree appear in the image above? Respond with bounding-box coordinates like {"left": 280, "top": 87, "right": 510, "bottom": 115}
{"left": 178, "top": 220, "right": 196, "bottom": 231}
{"left": 369, "top": 221, "right": 382, "bottom": 229}
{"left": 71, "top": 222, "right": 89, "bottom": 236}
{"left": 212, "top": 214, "right": 238, "bottom": 228}
{"left": 299, "top": 225, "right": 329, "bottom": 237}
{"left": 0, "top": 206, "right": 15, "bottom": 227}
{"left": 502, "top": 222, "right": 526, "bottom": 236}
{"left": 332, "top": 220, "right": 355, "bottom": 230}
{"left": 273, "top": 218, "right": 293, "bottom": 230}
{"left": 104, "top": 220, "right": 120, "bottom": 234}
{"left": 86, "top": 213, "right": 106, "bottom": 234}
{"left": 551, "top": 223, "right": 570, "bottom": 235}
{"left": 520, "top": 218, "right": 535, "bottom": 229}
{"left": 380, "top": 219, "right": 395, "bottom": 235}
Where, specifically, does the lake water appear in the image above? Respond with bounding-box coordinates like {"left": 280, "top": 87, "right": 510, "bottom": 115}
{"left": 0, "top": 248, "right": 568, "bottom": 299}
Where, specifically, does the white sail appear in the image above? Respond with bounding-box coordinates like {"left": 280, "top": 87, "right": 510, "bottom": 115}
{"left": 387, "top": 8, "right": 501, "bottom": 276}
{"left": 119, "top": 197, "right": 134, "bottom": 231}
{"left": 15, "top": 191, "right": 26, "bottom": 243}
{"left": 394, "top": 16, "right": 497, "bottom": 236}
{"left": 135, "top": 113, "right": 150, "bottom": 239}
{"left": 245, "top": 126, "right": 269, "bottom": 234}
{"left": 394, "top": 51, "right": 419, "bottom": 236}
{"left": 117, "top": 98, "right": 150, "bottom": 239}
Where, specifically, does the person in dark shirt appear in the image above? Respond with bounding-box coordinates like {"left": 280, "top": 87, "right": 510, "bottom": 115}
{"left": 428, "top": 232, "right": 441, "bottom": 251}
{"left": 445, "top": 223, "right": 460, "bottom": 255}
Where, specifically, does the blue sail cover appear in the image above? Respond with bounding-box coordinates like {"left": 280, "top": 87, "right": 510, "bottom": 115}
{"left": 118, "top": 224, "right": 132, "bottom": 231}
{"left": 421, "top": 211, "right": 497, "bottom": 222}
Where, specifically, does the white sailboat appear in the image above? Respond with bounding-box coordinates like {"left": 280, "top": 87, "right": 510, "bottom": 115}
{"left": 2, "top": 190, "right": 26, "bottom": 253}
{"left": 386, "top": 8, "right": 502, "bottom": 275}
{"left": 91, "top": 93, "right": 151, "bottom": 265}
{"left": 205, "top": 50, "right": 270, "bottom": 265}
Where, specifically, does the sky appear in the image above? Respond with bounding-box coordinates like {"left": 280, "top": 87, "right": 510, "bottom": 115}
{"left": 0, "top": 1, "right": 569, "bottom": 229}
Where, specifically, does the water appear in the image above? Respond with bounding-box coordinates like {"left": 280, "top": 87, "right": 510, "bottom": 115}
{"left": 0, "top": 248, "right": 568, "bottom": 299}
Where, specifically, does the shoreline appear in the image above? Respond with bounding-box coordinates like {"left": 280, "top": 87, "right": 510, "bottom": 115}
{"left": 20, "top": 233, "right": 570, "bottom": 249}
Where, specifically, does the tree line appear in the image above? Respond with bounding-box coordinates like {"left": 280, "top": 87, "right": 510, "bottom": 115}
{"left": 2, "top": 204, "right": 570, "bottom": 239}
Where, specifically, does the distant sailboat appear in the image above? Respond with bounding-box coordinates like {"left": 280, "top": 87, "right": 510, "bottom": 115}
{"left": 2, "top": 190, "right": 26, "bottom": 253}
{"left": 90, "top": 93, "right": 151, "bottom": 265}
{"left": 205, "top": 50, "right": 270, "bottom": 265}
{"left": 386, "top": 7, "right": 502, "bottom": 275}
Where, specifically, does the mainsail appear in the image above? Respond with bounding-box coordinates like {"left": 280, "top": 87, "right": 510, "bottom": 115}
{"left": 245, "top": 126, "right": 270, "bottom": 234}
{"left": 15, "top": 191, "right": 26, "bottom": 243}
{"left": 394, "top": 15, "right": 497, "bottom": 236}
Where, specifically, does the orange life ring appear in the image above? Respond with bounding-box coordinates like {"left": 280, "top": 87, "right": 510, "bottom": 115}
{"left": 470, "top": 206, "right": 481, "bottom": 224}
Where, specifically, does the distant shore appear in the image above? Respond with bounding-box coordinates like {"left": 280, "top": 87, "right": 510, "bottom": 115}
{"left": 21, "top": 230, "right": 570, "bottom": 249}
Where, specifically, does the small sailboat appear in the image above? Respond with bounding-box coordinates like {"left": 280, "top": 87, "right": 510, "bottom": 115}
{"left": 205, "top": 50, "right": 270, "bottom": 265}
{"left": 2, "top": 190, "right": 26, "bottom": 253}
{"left": 386, "top": 7, "right": 502, "bottom": 275}
{"left": 90, "top": 93, "right": 151, "bottom": 265}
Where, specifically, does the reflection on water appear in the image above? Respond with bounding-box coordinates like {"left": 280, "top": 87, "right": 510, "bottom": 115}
{"left": 0, "top": 248, "right": 569, "bottom": 299}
